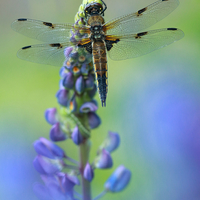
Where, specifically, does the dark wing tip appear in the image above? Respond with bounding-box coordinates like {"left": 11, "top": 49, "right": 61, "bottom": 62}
{"left": 22, "top": 45, "right": 32, "bottom": 50}
{"left": 167, "top": 28, "right": 177, "bottom": 31}
{"left": 17, "top": 18, "right": 27, "bottom": 21}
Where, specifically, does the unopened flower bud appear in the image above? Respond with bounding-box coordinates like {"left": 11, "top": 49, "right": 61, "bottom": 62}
{"left": 59, "top": 79, "right": 65, "bottom": 89}
{"left": 104, "top": 165, "right": 131, "bottom": 192}
{"left": 59, "top": 66, "right": 68, "bottom": 78}
{"left": 85, "top": 74, "right": 94, "bottom": 90}
{"left": 83, "top": 162, "right": 94, "bottom": 182}
{"left": 81, "top": 63, "right": 89, "bottom": 75}
{"left": 87, "top": 84, "right": 97, "bottom": 99}
{"left": 71, "top": 126, "right": 83, "bottom": 145}
{"left": 94, "top": 149, "right": 113, "bottom": 169}
{"left": 45, "top": 108, "right": 57, "bottom": 125}
{"left": 34, "top": 137, "right": 65, "bottom": 159}
{"left": 50, "top": 122, "right": 67, "bottom": 142}
{"left": 56, "top": 89, "right": 69, "bottom": 106}
{"left": 99, "top": 132, "right": 120, "bottom": 153}
{"left": 63, "top": 72, "right": 74, "bottom": 89}
{"left": 75, "top": 75, "right": 85, "bottom": 94}
{"left": 88, "top": 112, "right": 101, "bottom": 129}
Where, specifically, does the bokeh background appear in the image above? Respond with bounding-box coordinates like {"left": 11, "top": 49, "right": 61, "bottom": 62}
{"left": 0, "top": 0, "right": 200, "bottom": 199}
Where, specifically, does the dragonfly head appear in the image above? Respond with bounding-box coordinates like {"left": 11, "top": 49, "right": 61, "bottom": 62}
{"left": 85, "top": 3, "right": 103, "bottom": 16}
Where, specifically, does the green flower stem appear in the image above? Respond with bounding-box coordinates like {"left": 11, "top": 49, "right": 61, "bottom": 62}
{"left": 79, "top": 139, "right": 92, "bottom": 200}
{"left": 92, "top": 190, "right": 107, "bottom": 200}
{"left": 65, "top": 156, "right": 79, "bottom": 165}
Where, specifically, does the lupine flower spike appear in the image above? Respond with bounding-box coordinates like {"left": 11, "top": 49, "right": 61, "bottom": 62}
{"left": 11, "top": 0, "right": 185, "bottom": 197}
{"left": 32, "top": 0, "right": 131, "bottom": 199}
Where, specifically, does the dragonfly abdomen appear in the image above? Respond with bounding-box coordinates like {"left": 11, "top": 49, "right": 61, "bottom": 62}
{"left": 92, "top": 41, "right": 108, "bottom": 107}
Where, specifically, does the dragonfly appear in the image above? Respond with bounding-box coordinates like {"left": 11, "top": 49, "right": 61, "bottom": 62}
{"left": 12, "top": 0, "right": 184, "bottom": 107}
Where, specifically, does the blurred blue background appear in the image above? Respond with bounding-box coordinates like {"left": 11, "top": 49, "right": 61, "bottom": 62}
{"left": 0, "top": 0, "right": 200, "bottom": 199}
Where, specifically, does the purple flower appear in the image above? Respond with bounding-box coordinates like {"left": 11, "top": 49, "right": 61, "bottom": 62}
{"left": 78, "top": 55, "right": 86, "bottom": 63}
{"left": 87, "top": 84, "right": 97, "bottom": 99}
{"left": 104, "top": 165, "right": 131, "bottom": 192}
{"left": 64, "top": 60, "right": 73, "bottom": 70}
{"left": 50, "top": 123, "right": 67, "bottom": 142}
{"left": 64, "top": 46, "right": 73, "bottom": 58}
{"left": 70, "top": 51, "right": 79, "bottom": 59}
{"left": 88, "top": 112, "right": 101, "bottom": 129}
{"left": 71, "top": 126, "right": 83, "bottom": 145}
{"left": 33, "top": 155, "right": 64, "bottom": 175}
{"left": 59, "top": 79, "right": 65, "bottom": 89}
{"left": 91, "top": 99, "right": 98, "bottom": 106}
{"left": 94, "top": 149, "right": 113, "bottom": 169}
{"left": 72, "top": 66, "right": 81, "bottom": 76}
{"left": 33, "top": 183, "right": 53, "bottom": 200}
{"left": 47, "top": 183, "right": 67, "bottom": 200}
{"left": 81, "top": 63, "right": 89, "bottom": 75}
{"left": 99, "top": 132, "right": 120, "bottom": 153}
{"left": 83, "top": 163, "right": 94, "bottom": 182}
{"left": 45, "top": 108, "right": 57, "bottom": 125}
{"left": 40, "top": 174, "right": 58, "bottom": 185}
{"left": 69, "top": 98, "right": 77, "bottom": 113}
{"left": 63, "top": 72, "right": 74, "bottom": 89}
{"left": 75, "top": 75, "right": 85, "bottom": 94}
{"left": 59, "top": 66, "right": 68, "bottom": 78}
{"left": 80, "top": 102, "right": 98, "bottom": 113}
{"left": 58, "top": 172, "right": 80, "bottom": 198}
{"left": 34, "top": 173, "right": 80, "bottom": 200}
{"left": 56, "top": 89, "right": 69, "bottom": 106}
{"left": 85, "top": 74, "right": 94, "bottom": 90}
{"left": 34, "top": 137, "right": 65, "bottom": 159}
{"left": 69, "top": 35, "right": 77, "bottom": 45}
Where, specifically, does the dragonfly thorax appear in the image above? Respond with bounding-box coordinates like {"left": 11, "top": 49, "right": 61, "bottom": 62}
{"left": 90, "top": 25, "right": 104, "bottom": 41}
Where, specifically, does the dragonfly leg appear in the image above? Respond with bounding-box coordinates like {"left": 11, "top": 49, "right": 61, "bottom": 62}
{"left": 100, "top": 0, "right": 107, "bottom": 16}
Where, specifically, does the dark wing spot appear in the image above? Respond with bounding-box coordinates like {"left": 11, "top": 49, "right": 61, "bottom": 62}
{"left": 162, "top": 0, "right": 168, "bottom": 1}
{"left": 137, "top": 31, "right": 148, "bottom": 37}
{"left": 18, "top": 18, "right": 27, "bottom": 21}
{"left": 22, "top": 45, "right": 31, "bottom": 49}
{"left": 137, "top": 7, "right": 147, "bottom": 16}
{"left": 167, "top": 28, "right": 177, "bottom": 31}
{"left": 50, "top": 43, "right": 62, "bottom": 48}
{"left": 43, "top": 22, "right": 54, "bottom": 28}
{"left": 135, "top": 31, "right": 148, "bottom": 39}
{"left": 105, "top": 39, "right": 120, "bottom": 51}
{"left": 80, "top": 42, "right": 92, "bottom": 54}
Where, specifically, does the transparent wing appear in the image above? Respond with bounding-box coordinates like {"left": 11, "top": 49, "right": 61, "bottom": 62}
{"left": 12, "top": 18, "right": 89, "bottom": 43}
{"left": 107, "top": 28, "right": 184, "bottom": 60}
{"left": 104, "top": 0, "right": 179, "bottom": 35}
{"left": 17, "top": 42, "right": 71, "bottom": 66}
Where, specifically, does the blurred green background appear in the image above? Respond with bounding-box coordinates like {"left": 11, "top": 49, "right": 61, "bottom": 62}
{"left": 1, "top": 0, "right": 200, "bottom": 199}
